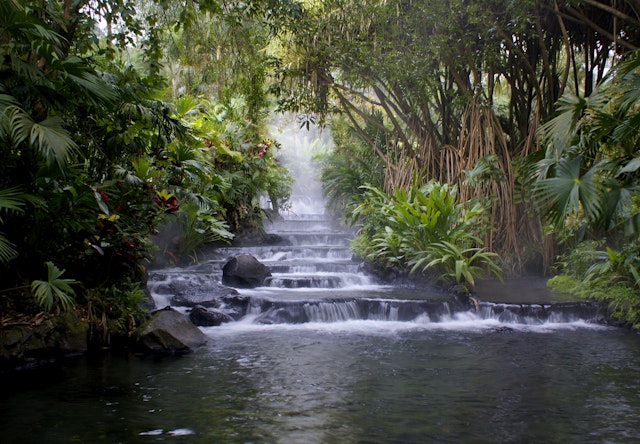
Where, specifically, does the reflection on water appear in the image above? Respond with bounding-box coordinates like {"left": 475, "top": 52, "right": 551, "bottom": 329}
{"left": 475, "top": 277, "right": 573, "bottom": 304}
{"left": 2, "top": 321, "right": 640, "bottom": 443}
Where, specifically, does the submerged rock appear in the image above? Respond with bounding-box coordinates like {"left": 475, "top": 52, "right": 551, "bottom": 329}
{"left": 218, "top": 294, "right": 251, "bottom": 320}
{"left": 222, "top": 254, "right": 271, "bottom": 288}
{"left": 138, "top": 307, "right": 208, "bottom": 354}
{"left": 189, "top": 305, "right": 234, "bottom": 327}
{"left": 149, "top": 272, "right": 239, "bottom": 308}
{"left": 170, "top": 282, "right": 239, "bottom": 308}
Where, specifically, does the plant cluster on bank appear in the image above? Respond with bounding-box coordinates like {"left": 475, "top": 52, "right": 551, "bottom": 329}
{"left": 0, "top": 0, "right": 292, "bottom": 349}
{"left": 347, "top": 178, "right": 503, "bottom": 293}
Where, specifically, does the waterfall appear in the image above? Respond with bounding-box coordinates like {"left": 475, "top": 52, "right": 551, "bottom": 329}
{"left": 147, "top": 121, "right": 605, "bottom": 329}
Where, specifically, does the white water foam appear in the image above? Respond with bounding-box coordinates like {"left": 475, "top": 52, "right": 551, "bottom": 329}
{"left": 202, "top": 315, "right": 610, "bottom": 338}
{"left": 237, "top": 283, "right": 394, "bottom": 298}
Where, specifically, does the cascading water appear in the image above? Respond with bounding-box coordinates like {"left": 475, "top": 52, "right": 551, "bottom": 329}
{"left": 5, "top": 121, "right": 640, "bottom": 444}
{"left": 147, "top": 121, "right": 602, "bottom": 330}
{"left": 149, "top": 188, "right": 599, "bottom": 328}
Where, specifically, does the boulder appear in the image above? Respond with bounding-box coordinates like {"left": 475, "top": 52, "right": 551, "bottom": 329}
{"left": 189, "top": 305, "right": 234, "bottom": 327}
{"left": 222, "top": 254, "right": 271, "bottom": 288}
{"left": 138, "top": 307, "right": 208, "bottom": 354}
{"left": 171, "top": 282, "right": 239, "bottom": 308}
{"left": 0, "top": 313, "right": 89, "bottom": 372}
{"left": 149, "top": 273, "right": 239, "bottom": 308}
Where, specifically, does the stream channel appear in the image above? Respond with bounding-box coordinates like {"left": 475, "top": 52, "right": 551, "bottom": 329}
{"left": 2, "top": 198, "right": 640, "bottom": 443}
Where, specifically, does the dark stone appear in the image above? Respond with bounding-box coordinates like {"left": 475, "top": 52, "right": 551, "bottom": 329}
{"left": 222, "top": 254, "right": 271, "bottom": 288}
{"left": 149, "top": 272, "right": 239, "bottom": 308}
{"left": 140, "top": 282, "right": 157, "bottom": 313}
{"left": 138, "top": 307, "right": 208, "bottom": 354}
{"left": 218, "top": 295, "right": 251, "bottom": 320}
{"left": 0, "top": 314, "right": 89, "bottom": 373}
{"left": 189, "top": 305, "right": 234, "bottom": 327}
{"left": 171, "top": 282, "right": 239, "bottom": 308}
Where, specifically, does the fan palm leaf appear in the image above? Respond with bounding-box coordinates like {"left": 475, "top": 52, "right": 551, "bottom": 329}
{"left": 0, "top": 186, "right": 44, "bottom": 263}
{"left": 535, "top": 157, "right": 604, "bottom": 226}
{"left": 31, "top": 262, "right": 77, "bottom": 312}
{"left": 538, "top": 91, "right": 586, "bottom": 159}
{"left": 0, "top": 186, "right": 29, "bottom": 216}
{"left": 57, "top": 57, "right": 117, "bottom": 105}
{"left": 7, "top": 106, "right": 78, "bottom": 169}
{"left": 0, "top": 233, "right": 17, "bottom": 263}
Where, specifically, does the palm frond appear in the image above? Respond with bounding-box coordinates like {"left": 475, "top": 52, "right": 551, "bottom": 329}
{"left": 539, "top": 91, "right": 586, "bottom": 159}
{"left": 31, "top": 262, "right": 77, "bottom": 312}
{"left": 534, "top": 157, "right": 604, "bottom": 225}
{"left": 173, "top": 95, "right": 201, "bottom": 118}
{"left": 31, "top": 116, "right": 78, "bottom": 166}
{"left": 0, "top": 232, "right": 18, "bottom": 263}
{"left": 0, "top": 186, "right": 28, "bottom": 214}
{"left": 58, "top": 57, "right": 117, "bottom": 105}
{"left": 7, "top": 105, "right": 78, "bottom": 168}
{"left": 613, "top": 51, "right": 640, "bottom": 110}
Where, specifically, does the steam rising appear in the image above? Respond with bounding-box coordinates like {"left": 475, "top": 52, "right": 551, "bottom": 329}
{"left": 270, "top": 115, "right": 334, "bottom": 217}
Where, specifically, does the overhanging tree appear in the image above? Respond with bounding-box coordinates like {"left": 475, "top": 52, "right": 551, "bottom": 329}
{"left": 271, "top": 0, "right": 640, "bottom": 271}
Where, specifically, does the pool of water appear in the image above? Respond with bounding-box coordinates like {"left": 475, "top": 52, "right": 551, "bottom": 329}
{"left": 2, "top": 319, "right": 640, "bottom": 443}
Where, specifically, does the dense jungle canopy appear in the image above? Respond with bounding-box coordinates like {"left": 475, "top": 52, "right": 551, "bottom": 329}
{"left": 2, "top": 0, "right": 640, "bottom": 333}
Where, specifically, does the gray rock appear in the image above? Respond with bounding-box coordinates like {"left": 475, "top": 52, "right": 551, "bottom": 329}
{"left": 218, "top": 294, "right": 251, "bottom": 320}
{"left": 222, "top": 254, "right": 271, "bottom": 288}
{"left": 150, "top": 273, "right": 238, "bottom": 308}
{"left": 138, "top": 307, "right": 208, "bottom": 354}
{"left": 171, "top": 281, "right": 239, "bottom": 308}
{"left": 189, "top": 305, "right": 234, "bottom": 327}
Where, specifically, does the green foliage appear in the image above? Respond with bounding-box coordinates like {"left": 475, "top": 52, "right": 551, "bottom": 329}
{"left": 84, "top": 280, "right": 148, "bottom": 341}
{"left": 535, "top": 51, "right": 640, "bottom": 327}
{"left": 0, "top": 187, "right": 32, "bottom": 263}
{"left": 319, "top": 116, "right": 385, "bottom": 221}
{"left": 412, "top": 241, "right": 502, "bottom": 289}
{"left": 549, "top": 240, "right": 640, "bottom": 328}
{"left": 535, "top": 51, "right": 640, "bottom": 238}
{"left": 551, "top": 240, "right": 605, "bottom": 278}
{"left": 0, "top": 1, "right": 292, "bottom": 333}
{"left": 352, "top": 179, "right": 502, "bottom": 290}
{"left": 167, "top": 200, "right": 233, "bottom": 263}
{"left": 170, "top": 96, "right": 292, "bottom": 235}
{"left": 31, "top": 262, "right": 78, "bottom": 313}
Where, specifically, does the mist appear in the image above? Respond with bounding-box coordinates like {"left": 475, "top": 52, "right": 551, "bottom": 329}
{"left": 269, "top": 115, "right": 334, "bottom": 217}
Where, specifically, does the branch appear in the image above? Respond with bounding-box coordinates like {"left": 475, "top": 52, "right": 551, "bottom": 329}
{"left": 553, "top": 0, "right": 572, "bottom": 96}
{"left": 535, "top": 10, "right": 554, "bottom": 114}
{"left": 332, "top": 87, "right": 391, "bottom": 163}
{"left": 583, "top": 0, "right": 638, "bottom": 22}
{"left": 561, "top": 6, "right": 638, "bottom": 51}
{"left": 371, "top": 84, "right": 413, "bottom": 151}
{"left": 495, "top": 27, "right": 543, "bottom": 113}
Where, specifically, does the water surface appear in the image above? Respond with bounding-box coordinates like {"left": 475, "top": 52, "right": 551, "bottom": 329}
{"left": 2, "top": 320, "right": 640, "bottom": 443}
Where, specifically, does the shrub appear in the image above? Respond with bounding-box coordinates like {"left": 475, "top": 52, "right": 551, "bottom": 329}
{"left": 352, "top": 179, "right": 502, "bottom": 290}
{"left": 548, "top": 240, "right": 640, "bottom": 328}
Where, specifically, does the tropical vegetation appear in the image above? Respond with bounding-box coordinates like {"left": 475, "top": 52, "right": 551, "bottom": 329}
{"left": 349, "top": 179, "right": 502, "bottom": 291}
{"left": 2, "top": 0, "right": 640, "bottom": 338}
{"left": 0, "top": 0, "right": 292, "bottom": 343}
{"left": 302, "top": 0, "right": 640, "bottom": 324}
{"left": 539, "top": 53, "right": 640, "bottom": 328}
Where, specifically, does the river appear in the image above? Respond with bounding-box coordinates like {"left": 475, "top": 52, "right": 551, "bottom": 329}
{"left": 1, "top": 320, "right": 640, "bottom": 443}
{"left": 2, "top": 199, "right": 640, "bottom": 443}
